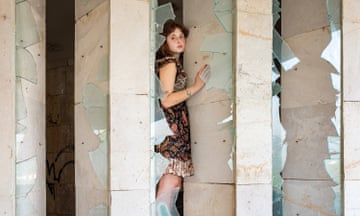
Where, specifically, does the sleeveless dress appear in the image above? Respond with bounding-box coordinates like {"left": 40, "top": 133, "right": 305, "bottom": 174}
{"left": 154, "top": 56, "right": 194, "bottom": 177}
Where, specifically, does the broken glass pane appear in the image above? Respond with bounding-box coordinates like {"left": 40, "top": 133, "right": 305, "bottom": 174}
{"left": 321, "top": 0, "right": 340, "bottom": 72}
{"left": 227, "top": 142, "right": 235, "bottom": 171}
{"left": 200, "top": 33, "right": 232, "bottom": 54}
{"left": 322, "top": 0, "right": 342, "bottom": 214}
{"left": 321, "top": 31, "right": 341, "bottom": 73}
{"left": 330, "top": 73, "right": 340, "bottom": 92}
{"left": 326, "top": 0, "right": 341, "bottom": 32}
{"left": 86, "top": 107, "right": 108, "bottom": 132}
{"left": 89, "top": 140, "right": 108, "bottom": 187}
{"left": 16, "top": 197, "right": 37, "bottom": 215}
{"left": 327, "top": 136, "right": 340, "bottom": 154}
{"left": 83, "top": 83, "right": 107, "bottom": 109}
{"left": 273, "top": 189, "right": 283, "bottom": 216}
{"left": 205, "top": 52, "right": 232, "bottom": 93}
{"left": 200, "top": 33, "right": 232, "bottom": 93}
{"left": 155, "top": 34, "right": 166, "bottom": 53}
{"left": 15, "top": 1, "right": 40, "bottom": 47}
{"left": 272, "top": 96, "right": 287, "bottom": 190}
{"left": 273, "top": 30, "right": 300, "bottom": 71}
{"left": 153, "top": 3, "right": 175, "bottom": 51}
{"left": 97, "top": 55, "right": 109, "bottom": 81}
{"left": 324, "top": 159, "right": 340, "bottom": 184}
{"left": 155, "top": 3, "right": 176, "bottom": 33}
{"left": 332, "top": 185, "right": 341, "bottom": 216}
{"left": 16, "top": 47, "right": 37, "bottom": 84}
{"left": 16, "top": 122, "right": 27, "bottom": 134}
{"left": 89, "top": 204, "right": 108, "bottom": 216}
{"left": 213, "top": 0, "right": 233, "bottom": 32}
{"left": 16, "top": 156, "right": 38, "bottom": 198}
{"left": 76, "top": 0, "right": 107, "bottom": 20}
{"left": 213, "top": 0, "right": 232, "bottom": 11}
{"left": 272, "top": 64, "right": 280, "bottom": 81}
{"left": 150, "top": 72, "right": 173, "bottom": 145}
{"left": 83, "top": 83, "right": 108, "bottom": 187}
{"left": 273, "top": 0, "right": 281, "bottom": 25}
{"left": 16, "top": 78, "right": 27, "bottom": 121}
{"left": 214, "top": 11, "right": 232, "bottom": 33}
{"left": 152, "top": 102, "right": 174, "bottom": 144}
{"left": 272, "top": 82, "right": 282, "bottom": 96}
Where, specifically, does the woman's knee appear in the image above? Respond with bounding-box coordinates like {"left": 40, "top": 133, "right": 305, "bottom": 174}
{"left": 161, "top": 174, "right": 182, "bottom": 188}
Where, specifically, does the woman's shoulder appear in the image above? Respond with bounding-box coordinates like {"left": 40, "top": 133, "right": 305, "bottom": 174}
{"left": 155, "top": 56, "right": 177, "bottom": 68}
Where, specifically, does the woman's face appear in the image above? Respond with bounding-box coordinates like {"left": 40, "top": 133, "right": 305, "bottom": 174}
{"left": 166, "top": 28, "right": 186, "bottom": 55}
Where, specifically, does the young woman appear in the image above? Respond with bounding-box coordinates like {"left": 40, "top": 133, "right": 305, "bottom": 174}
{"left": 154, "top": 19, "right": 209, "bottom": 215}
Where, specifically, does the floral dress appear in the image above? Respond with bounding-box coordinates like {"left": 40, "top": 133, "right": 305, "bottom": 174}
{"left": 154, "top": 56, "right": 194, "bottom": 177}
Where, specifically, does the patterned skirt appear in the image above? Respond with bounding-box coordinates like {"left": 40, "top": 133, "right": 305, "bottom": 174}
{"left": 155, "top": 101, "right": 194, "bottom": 177}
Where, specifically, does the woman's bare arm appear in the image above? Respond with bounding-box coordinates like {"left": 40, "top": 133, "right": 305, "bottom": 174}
{"left": 160, "top": 62, "right": 206, "bottom": 108}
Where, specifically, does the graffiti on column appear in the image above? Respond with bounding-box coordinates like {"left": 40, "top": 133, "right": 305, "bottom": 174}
{"left": 46, "top": 144, "right": 75, "bottom": 199}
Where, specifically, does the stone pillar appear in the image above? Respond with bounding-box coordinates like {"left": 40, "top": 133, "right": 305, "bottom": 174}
{"left": 109, "top": 1, "right": 151, "bottom": 215}
{"left": 235, "top": 0, "right": 273, "bottom": 215}
{"left": 343, "top": 0, "right": 360, "bottom": 215}
{"left": 0, "top": 0, "right": 15, "bottom": 214}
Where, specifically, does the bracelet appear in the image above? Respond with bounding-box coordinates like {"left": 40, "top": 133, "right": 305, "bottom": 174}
{"left": 186, "top": 89, "right": 192, "bottom": 97}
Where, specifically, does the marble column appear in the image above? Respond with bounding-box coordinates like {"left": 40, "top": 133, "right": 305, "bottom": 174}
{"left": 343, "top": 0, "right": 360, "bottom": 215}
{"left": 0, "top": 0, "right": 15, "bottom": 214}
{"left": 235, "top": 0, "right": 273, "bottom": 215}
{"left": 109, "top": 1, "right": 151, "bottom": 215}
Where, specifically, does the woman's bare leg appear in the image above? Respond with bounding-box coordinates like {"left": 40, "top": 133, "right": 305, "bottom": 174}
{"left": 157, "top": 174, "right": 182, "bottom": 197}
{"left": 156, "top": 174, "right": 182, "bottom": 216}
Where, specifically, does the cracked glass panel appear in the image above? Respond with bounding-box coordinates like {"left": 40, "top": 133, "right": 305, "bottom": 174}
{"left": 15, "top": 1, "right": 40, "bottom": 47}
{"left": 153, "top": 2, "right": 176, "bottom": 50}
{"left": 83, "top": 83, "right": 107, "bottom": 110}
{"left": 213, "top": 0, "right": 233, "bottom": 33}
{"left": 97, "top": 55, "right": 109, "bottom": 81}
{"left": 16, "top": 157, "right": 38, "bottom": 198}
{"left": 321, "top": 30, "right": 340, "bottom": 73}
{"left": 155, "top": 3, "right": 176, "bottom": 33}
{"left": 16, "top": 47, "right": 37, "bottom": 84}
{"left": 200, "top": 34, "right": 232, "bottom": 93}
{"left": 273, "top": 0, "right": 280, "bottom": 26}
{"left": 272, "top": 0, "right": 300, "bottom": 215}
{"left": 89, "top": 204, "right": 108, "bottom": 216}
{"left": 273, "top": 30, "right": 300, "bottom": 71}
{"left": 16, "top": 197, "right": 37, "bottom": 215}
{"left": 321, "top": 0, "right": 341, "bottom": 214}
{"left": 214, "top": 0, "right": 232, "bottom": 11}
{"left": 321, "top": 0, "right": 341, "bottom": 73}
{"left": 76, "top": 0, "right": 107, "bottom": 19}
{"left": 83, "top": 83, "right": 108, "bottom": 187}
{"left": 15, "top": 79, "right": 27, "bottom": 121}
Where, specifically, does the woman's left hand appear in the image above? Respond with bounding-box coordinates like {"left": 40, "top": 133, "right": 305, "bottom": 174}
{"left": 194, "top": 64, "right": 211, "bottom": 89}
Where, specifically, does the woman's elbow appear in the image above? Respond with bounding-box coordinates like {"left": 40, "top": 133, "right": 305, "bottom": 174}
{"left": 160, "top": 99, "right": 172, "bottom": 109}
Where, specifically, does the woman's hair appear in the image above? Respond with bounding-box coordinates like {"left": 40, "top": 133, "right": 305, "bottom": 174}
{"left": 156, "top": 19, "right": 189, "bottom": 59}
